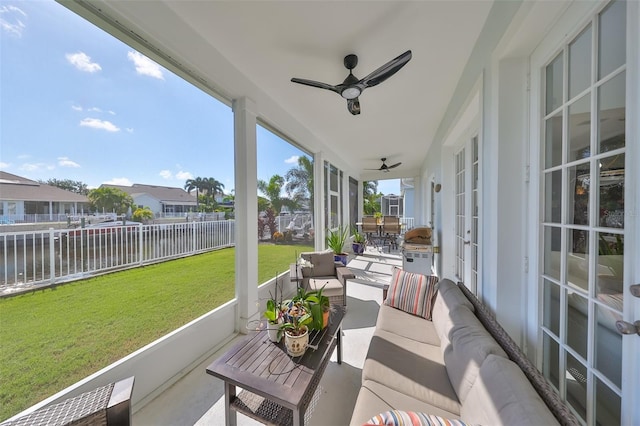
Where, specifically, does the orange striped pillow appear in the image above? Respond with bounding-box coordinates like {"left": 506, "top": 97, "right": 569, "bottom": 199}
{"left": 384, "top": 266, "right": 438, "bottom": 320}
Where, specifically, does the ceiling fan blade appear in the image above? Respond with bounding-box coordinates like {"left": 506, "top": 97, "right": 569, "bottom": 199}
{"left": 359, "top": 50, "right": 412, "bottom": 89}
{"left": 290, "top": 78, "right": 340, "bottom": 94}
{"left": 387, "top": 162, "right": 402, "bottom": 169}
{"left": 347, "top": 98, "right": 361, "bottom": 115}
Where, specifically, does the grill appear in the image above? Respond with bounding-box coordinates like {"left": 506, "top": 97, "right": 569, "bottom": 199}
{"left": 402, "top": 243, "right": 433, "bottom": 275}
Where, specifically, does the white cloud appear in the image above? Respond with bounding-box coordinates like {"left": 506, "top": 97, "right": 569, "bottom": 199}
{"left": 71, "top": 105, "right": 83, "bottom": 112}
{"left": 104, "top": 177, "right": 133, "bottom": 186}
{"left": 20, "top": 162, "right": 54, "bottom": 172}
{"left": 0, "top": 161, "right": 11, "bottom": 169}
{"left": 58, "top": 157, "right": 80, "bottom": 168}
{"left": 159, "top": 170, "right": 172, "bottom": 180}
{"left": 127, "top": 51, "right": 164, "bottom": 80}
{"left": 66, "top": 52, "right": 102, "bottom": 73}
{"left": 284, "top": 155, "right": 299, "bottom": 164}
{"left": 0, "top": 5, "right": 27, "bottom": 37}
{"left": 80, "top": 118, "right": 120, "bottom": 132}
{"left": 88, "top": 107, "right": 102, "bottom": 113}
{"left": 176, "top": 171, "right": 193, "bottom": 180}
{"left": 108, "top": 110, "right": 116, "bottom": 115}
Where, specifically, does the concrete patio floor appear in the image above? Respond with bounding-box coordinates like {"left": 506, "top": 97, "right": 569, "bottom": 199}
{"left": 133, "top": 249, "right": 402, "bottom": 426}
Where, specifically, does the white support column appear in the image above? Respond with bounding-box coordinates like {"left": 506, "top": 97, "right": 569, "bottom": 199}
{"left": 313, "top": 152, "right": 325, "bottom": 251}
{"left": 413, "top": 175, "right": 424, "bottom": 227}
{"left": 233, "top": 97, "right": 259, "bottom": 332}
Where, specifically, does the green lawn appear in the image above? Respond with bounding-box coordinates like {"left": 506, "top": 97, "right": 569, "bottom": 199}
{"left": 0, "top": 243, "right": 312, "bottom": 421}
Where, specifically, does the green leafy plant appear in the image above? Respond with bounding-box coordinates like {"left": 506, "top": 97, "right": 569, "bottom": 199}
{"left": 326, "top": 225, "right": 349, "bottom": 254}
{"left": 304, "top": 284, "right": 331, "bottom": 331}
{"left": 352, "top": 228, "right": 365, "bottom": 244}
{"left": 279, "top": 287, "right": 313, "bottom": 338}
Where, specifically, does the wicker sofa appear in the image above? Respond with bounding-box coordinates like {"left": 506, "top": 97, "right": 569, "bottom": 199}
{"left": 350, "top": 277, "right": 578, "bottom": 426}
{"left": 292, "top": 250, "right": 355, "bottom": 306}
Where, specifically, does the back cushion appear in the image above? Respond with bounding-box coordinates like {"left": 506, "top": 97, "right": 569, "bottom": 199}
{"left": 432, "top": 280, "right": 474, "bottom": 343}
{"left": 461, "top": 355, "right": 560, "bottom": 426}
{"left": 385, "top": 267, "right": 438, "bottom": 320}
{"left": 444, "top": 307, "right": 507, "bottom": 403}
{"left": 309, "top": 251, "right": 335, "bottom": 276}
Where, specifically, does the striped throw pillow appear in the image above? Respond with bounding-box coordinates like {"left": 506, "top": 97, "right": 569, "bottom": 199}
{"left": 384, "top": 267, "right": 438, "bottom": 320}
{"left": 364, "top": 410, "right": 468, "bottom": 426}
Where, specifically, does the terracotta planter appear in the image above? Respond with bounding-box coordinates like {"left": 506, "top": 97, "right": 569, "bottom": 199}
{"left": 322, "top": 309, "right": 330, "bottom": 329}
{"left": 284, "top": 326, "right": 309, "bottom": 357}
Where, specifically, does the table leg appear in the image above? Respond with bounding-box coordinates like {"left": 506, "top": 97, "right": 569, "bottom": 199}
{"left": 293, "top": 408, "right": 304, "bottom": 426}
{"left": 224, "top": 381, "right": 237, "bottom": 426}
{"left": 337, "top": 327, "right": 342, "bottom": 365}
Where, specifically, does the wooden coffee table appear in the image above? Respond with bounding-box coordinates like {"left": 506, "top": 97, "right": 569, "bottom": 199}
{"left": 206, "top": 306, "right": 345, "bottom": 426}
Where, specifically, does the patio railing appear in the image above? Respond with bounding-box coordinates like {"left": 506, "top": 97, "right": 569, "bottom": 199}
{"left": 0, "top": 220, "right": 234, "bottom": 295}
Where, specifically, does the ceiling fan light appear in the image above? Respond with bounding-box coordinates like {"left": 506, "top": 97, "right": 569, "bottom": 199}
{"left": 341, "top": 87, "right": 360, "bottom": 99}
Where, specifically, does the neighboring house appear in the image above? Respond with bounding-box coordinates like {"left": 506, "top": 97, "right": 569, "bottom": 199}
{"left": 380, "top": 194, "right": 404, "bottom": 217}
{"left": 102, "top": 184, "right": 197, "bottom": 217}
{"left": 0, "top": 171, "right": 89, "bottom": 222}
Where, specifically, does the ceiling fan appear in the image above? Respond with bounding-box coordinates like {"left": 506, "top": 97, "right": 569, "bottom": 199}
{"left": 291, "top": 50, "right": 412, "bottom": 115}
{"left": 366, "top": 158, "right": 402, "bottom": 173}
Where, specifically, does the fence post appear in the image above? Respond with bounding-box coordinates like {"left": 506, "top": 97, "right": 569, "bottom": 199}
{"left": 49, "top": 228, "right": 56, "bottom": 285}
{"left": 139, "top": 223, "right": 144, "bottom": 265}
{"left": 192, "top": 222, "right": 197, "bottom": 253}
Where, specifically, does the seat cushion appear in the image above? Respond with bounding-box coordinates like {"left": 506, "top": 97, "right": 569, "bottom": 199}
{"left": 363, "top": 332, "right": 460, "bottom": 414}
{"left": 308, "top": 277, "right": 343, "bottom": 298}
{"left": 384, "top": 267, "right": 438, "bottom": 320}
{"left": 349, "top": 380, "right": 460, "bottom": 426}
{"left": 461, "top": 355, "right": 560, "bottom": 426}
{"left": 375, "top": 305, "right": 440, "bottom": 346}
{"left": 431, "top": 280, "right": 475, "bottom": 344}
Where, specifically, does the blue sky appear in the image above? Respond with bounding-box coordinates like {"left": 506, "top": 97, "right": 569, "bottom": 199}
{"left": 0, "top": 0, "right": 398, "bottom": 196}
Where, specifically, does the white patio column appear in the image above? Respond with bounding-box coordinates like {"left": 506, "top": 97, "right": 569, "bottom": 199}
{"left": 313, "top": 151, "right": 325, "bottom": 251}
{"left": 233, "top": 97, "right": 259, "bottom": 332}
{"left": 413, "top": 175, "right": 424, "bottom": 227}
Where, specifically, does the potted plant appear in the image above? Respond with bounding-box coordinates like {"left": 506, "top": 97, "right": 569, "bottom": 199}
{"left": 280, "top": 302, "right": 313, "bottom": 357}
{"left": 351, "top": 228, "right": 366, "bottom": 255}
{"left": 306, "top": 284, "right": 331, "bottom": 330}
{"left": 326, "top": 225, "right": 349, "bottom": 265}
{"left": 263, "top": 276, "right": 285, "bottom": 342}
{"left": 374, "top": 211, "right": 383, "bottom": 225}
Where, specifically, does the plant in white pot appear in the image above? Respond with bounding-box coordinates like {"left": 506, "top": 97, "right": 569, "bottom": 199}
{"left": 279, "top": 288, "right": 313, "bottom": 357}
{"left": 263, "top": 275, "right": 285, "bottom": 342}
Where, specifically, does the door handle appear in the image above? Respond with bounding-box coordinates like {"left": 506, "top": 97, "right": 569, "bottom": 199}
{"left": 463, "top": 240, "right": 471, "bottom": 245}
{"left": 630, "top": 284, "right": 640, "bottom": 298}
{"left": 615, "top": 320, "right": 640, "bottom": 336}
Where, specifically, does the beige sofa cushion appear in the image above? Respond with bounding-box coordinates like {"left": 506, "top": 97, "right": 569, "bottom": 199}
{"left": 432, "top": 280, "right": 475, "bottom": 344}
{"left": 363, "top": 332, "right": 460, "bottom": 414}
{"left": 375, "top": 305, "right": 440, "bottom": 346}
{"left": 308, "top": 251, "right": 336, "bottom": 276}
{"left": 461, "top": 355, "right": 560, "bottom": 426}
{"left": 349, "top": 380, "right": 460, "bottom": 426}
{"left": 444, "top": 307, "right": 508, "bottom": 403}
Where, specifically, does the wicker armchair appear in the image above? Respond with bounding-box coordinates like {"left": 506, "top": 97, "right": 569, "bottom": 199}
{"left": 291, "top": 251, "right": 354, "bottom": 306}
{"left": 1, "top": 376, "right": 134, "bottom": 426}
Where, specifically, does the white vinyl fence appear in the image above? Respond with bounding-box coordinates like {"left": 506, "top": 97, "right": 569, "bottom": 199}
{"left": 0, "top": 220, "right": 234, "bottom": 295}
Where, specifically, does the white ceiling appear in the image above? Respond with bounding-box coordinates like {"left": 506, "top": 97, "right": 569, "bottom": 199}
{"left": 73, "top": 1, "right": 494, "bottom": 181}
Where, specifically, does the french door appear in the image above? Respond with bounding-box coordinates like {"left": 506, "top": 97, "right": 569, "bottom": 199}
{"left": 538, "top": 1, "right": 638, "bottom": 424}
{"left": 454, "top": 136, "right": 479, "bottom": 294}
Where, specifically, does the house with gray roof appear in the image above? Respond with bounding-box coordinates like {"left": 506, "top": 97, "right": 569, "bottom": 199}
{"left": 102, "top": 183, "right": 197, "bottom": 217}
{"left": 0, "top": 171, "right": 89, "bottom": 223}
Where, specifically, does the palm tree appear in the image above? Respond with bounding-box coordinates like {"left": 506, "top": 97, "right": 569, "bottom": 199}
{"left": 204, "top": 177, "right": 225, "bottom": 200}
{"left": 363, "top": 180, "right": 380, "bottom": 215}
{"left": 184, "top": 177, "right": 207, "bottom": 211}
{"left": 285, "top": 155, "right": 313, "bottom": 211}
{"left": 257, "top": 175, "right": 294, "bottom": 215}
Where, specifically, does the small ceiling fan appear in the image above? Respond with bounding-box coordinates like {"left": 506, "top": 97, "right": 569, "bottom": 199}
{"left": 366, "top": 158, "right": 402, "bottom": 173}
{"left": 291, "top": 50, "right": 412, "bottom": 115}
